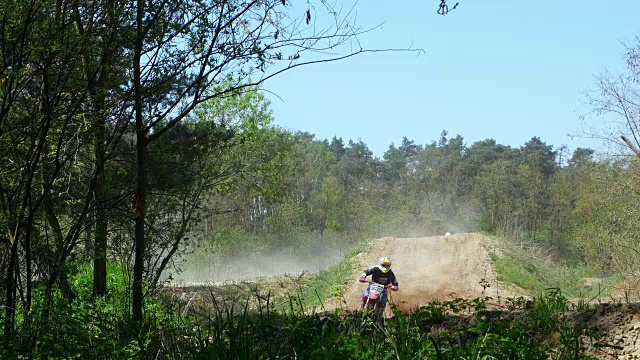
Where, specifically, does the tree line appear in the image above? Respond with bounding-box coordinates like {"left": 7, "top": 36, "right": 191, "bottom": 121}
{"left": 202, "top": 117, "right": 640, "bottom": 283}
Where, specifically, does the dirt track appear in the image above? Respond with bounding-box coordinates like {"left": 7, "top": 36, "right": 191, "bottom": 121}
{"left": 327, "top": 233, "right": 519, "bottom": 314}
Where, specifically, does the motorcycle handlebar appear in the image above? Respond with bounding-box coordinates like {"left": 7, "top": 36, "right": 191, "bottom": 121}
{"left": 363, "top": 281, "right": 398, "bottom": 290}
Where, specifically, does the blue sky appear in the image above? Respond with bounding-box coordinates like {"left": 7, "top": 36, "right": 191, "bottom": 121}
{"left": 262, "top": 0, "right": 640, "bottom": 158}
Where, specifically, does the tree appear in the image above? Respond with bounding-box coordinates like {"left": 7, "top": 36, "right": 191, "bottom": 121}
{"left": 520, "top": 136, "right": 557, "bottom": 177}
{"left": 588, "top": 36, "right": 640, "bottom": 156}
{"left": 585, "top": 36, "right": 640, "bottom": 286}
{"left": 0, "top": 0, "right": 114, "bottom": 335}
{"left": 124, "top": 0, "right": 403, "bottom": 319}
{"left": 399, "top": 137, "right": 422, "bottom": 159}
{"left": 568, "top": 147, "right": 595, "bottom": 168}
{"left": 465, "top": 139, "right": 519, "bottom": 178}
{"left": 329, "top": 136, "right": 346, "bottom": 159}
{"left": 380, "top": 144, "right": 403, "bottom": 182}
{"left": 67, "top": 0, "right": 133, "bottom": 298}
{"left": 335, "top": 139, "right": 375, "bottom": 194}
{"left": 572, "top": 160, "right": 640, "bottom": 280}
{"left": 310, "top": 176, "right": 343, "bottom": 238}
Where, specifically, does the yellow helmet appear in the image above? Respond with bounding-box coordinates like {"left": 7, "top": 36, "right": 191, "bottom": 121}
{"left": 380, "top": 256, "right": 391, "bottom": 268}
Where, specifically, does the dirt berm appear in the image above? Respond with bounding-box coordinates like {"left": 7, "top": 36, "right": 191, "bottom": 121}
{"left": 325, "top": 233, "right": 520, "bottom": 315}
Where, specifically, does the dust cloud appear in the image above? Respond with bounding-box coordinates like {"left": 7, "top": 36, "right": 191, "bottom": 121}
{"left": 171, "top": 246, "right": 347, "bottom": 285}
{"left": 169, "top": 206, "right": 478, "bottom": 285}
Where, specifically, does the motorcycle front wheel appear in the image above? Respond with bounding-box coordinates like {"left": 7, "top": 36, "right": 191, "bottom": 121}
{"left": 366, "top": 298, "right": 377, "bottom": 311}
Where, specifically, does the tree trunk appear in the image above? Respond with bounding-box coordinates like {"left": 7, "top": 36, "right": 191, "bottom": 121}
{"left": 71, "top": 0, "right": 112, "bottom": 297}
{"left": 132, "top": 0, "right": 146, "bottom": 320}
{"left": 132, "top": 134, "right": 146, "bottom": 320}
{"left": 85, "top": 210, "right": 93, "bottom": 255}
{"left": 24, "top": 211, "right": 33, "bottom": 327}
{"left": 59, "top": 261, "right": 76, "bottom": 301}
{"left": 93, "top": 104, "right": 108, "bottom": 296}
{"left": 43, "top": 191, "right": 78, "bottom": 306}
{"left": 3, "top": 238, "right": 18, "bottom": 343}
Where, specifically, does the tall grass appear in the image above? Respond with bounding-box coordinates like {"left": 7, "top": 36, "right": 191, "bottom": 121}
{"left": 2, "top": 256, "right": 596, "bottom": 359}
{"left": 489, "top": 235, "right": 616, "bottom": 300}
{"left": 184, "top": 288, "right": 593, "bottom": 359}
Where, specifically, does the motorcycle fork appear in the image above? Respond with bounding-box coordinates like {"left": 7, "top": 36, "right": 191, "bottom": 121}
{"left": 366, "top": 296, "right": 377, "bottom": 311}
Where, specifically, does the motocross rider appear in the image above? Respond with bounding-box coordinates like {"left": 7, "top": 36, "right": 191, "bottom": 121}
{"left": 359, "top": 256, "right": 398, "bottom": 310}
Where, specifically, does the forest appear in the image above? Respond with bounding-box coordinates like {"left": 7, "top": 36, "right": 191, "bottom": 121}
{"left": 2, "top": 0, "right": 640, "bottom": 357}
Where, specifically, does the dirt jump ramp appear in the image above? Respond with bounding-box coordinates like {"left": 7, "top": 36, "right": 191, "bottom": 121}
{"left": 327, "top": 233, "right": 514, "bottom": 315}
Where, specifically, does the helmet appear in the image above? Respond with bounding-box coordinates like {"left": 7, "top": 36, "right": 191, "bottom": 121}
{"left": 380, "top": 256, "right": 391, "bottom": 266}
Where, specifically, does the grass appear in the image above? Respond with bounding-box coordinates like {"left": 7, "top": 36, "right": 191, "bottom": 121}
{"left": 1, "top": 252, "right": 603, "bottom": 359}
{"left": 159, "top": 289, "right": 598, "bottom": 359}
{"left": 295, "top": 239, "right": 372, "bottom": 309}
{"left": 488, "top": 236, "right": 616, "bottom": 300}
{"left": 1, "top": 260, "right": 189, "bottom": 358}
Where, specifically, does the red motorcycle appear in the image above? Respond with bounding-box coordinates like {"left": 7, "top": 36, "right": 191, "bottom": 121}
{"left": 359, "top": 280, "right": 397, "bottom": 314}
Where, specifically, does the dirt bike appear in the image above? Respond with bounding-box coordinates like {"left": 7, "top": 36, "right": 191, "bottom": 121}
{"left": 360, "top": 281, "right": 394, "bottom": 314}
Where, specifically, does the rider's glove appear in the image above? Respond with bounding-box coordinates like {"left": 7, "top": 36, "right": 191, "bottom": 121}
{"left": 358, "top": 274, "right": 367, "bottom": 283}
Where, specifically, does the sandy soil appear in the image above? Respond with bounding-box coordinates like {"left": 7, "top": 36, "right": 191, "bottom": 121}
{"left": 325, "top": 233, "right": 520, "bottom": 316}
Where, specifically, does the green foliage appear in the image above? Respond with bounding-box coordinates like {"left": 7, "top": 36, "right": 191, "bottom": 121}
{"left": 571, "top": 160, "right": 640, "bottom": 278}
{"left": 71, "top": 261, "right": 129, "bottom": 299}
{"left": 310, "top": 176, "right": 344, "bottom": 235}
{"left": 3, "top": 261, "right": 200, "bottom": 358}
{"left": 490, "top": 236, "right": 615, "bottom": 299}
{"left": 520, "top": 136, "right": 557, "bottom": 177}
